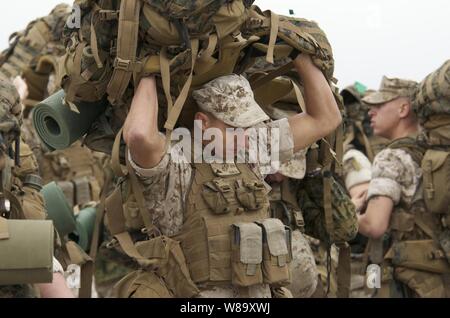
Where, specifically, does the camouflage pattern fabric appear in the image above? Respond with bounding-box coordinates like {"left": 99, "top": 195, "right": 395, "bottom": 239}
{"left": 0, "top": 77, "right": 22, "bottom": 145}
{"left": 296, "top": 174, "right": 358, "bottom": 244}
{"left": 192, "top": 74, "right": 270, "bottom": 128}
{"left": 363, "top": 77, "right": 418, "bottom": 106}
{"left": 0, "top": 4, "right": 71, "bottom": 79}
{"left": 413, "top": 60, "right": 450, "bottom": 121}
{"left": 367, "top": 148, "right": 421, "bottom": 206}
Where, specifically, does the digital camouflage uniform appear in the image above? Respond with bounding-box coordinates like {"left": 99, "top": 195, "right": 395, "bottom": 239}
{"left": 362, "top": 77, "right": 450, "bottom": 298}
{"left": 102, "top": 75, "right": 313, "bottom": 298}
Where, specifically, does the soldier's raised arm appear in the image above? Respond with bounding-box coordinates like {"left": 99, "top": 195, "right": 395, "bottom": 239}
{"left": 123, "top": 76, "right": 166, "bottom": 169}
{"left": 288, "top": 54, "right": 342, "bottom": 152}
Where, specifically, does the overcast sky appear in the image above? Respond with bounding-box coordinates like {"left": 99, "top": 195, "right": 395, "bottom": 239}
{"left": 1, "top": 0, "right": 449, "bottom": 88}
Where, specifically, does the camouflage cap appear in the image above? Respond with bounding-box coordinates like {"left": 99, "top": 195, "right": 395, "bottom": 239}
{"left": 0, "top": 77, "right": 22, "bottom": 142}
{"left": 362, "top": 76, "right": 418, "bottom": 105}
{"left": 341, "top": 81, "right": 367, "bottom": 105}
{"left": 192, "top": 74, "right": 270, "bottom": 128}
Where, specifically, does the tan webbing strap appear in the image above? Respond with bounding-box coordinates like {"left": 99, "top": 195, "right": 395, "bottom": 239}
{"left": 163, "top": 38, "right": 200, "bottom": 132}
{"left": 89, "top": 173, "right": 113, "bottom": 260}
{"left": 125, "top": 152, "right": 157, "bottom": 236}
{"left": 0, "top": 216, "right": 9, "bottom": 240}
{"left": 90, "top": 9, "right": 104, "bottom": 69}
{"left": 250, "top": 62, "right": 294, "bottom": 90}
{"left": 195, "top": 33, "right": 218, "bottom": 74}
{"left": 65, "top": 241, "right": 93, "bottom": 298}
{"left": 106, "top": 0, "right": 142, "bottom": 105}
{"left": 334, "top": 123, "right": 344, "bottom": 176}
{"left": 323, "top": 171, "right": 334, "bottom": 243}
{"left": 291, "top": 80, "right": 306, "bottom": 113}
{"left": 266, "top": 11, "right": 279, "bottom": 64}
{"left": 65, "top": 42, "right": 86, "bottom": 102}
{"left": 111, "top": 128, "right": 127, "bottom": 178}
{"left": 160, "top": 47, "right": 173, "bottom": 116}
{"left": 105, "top": 185, "right": 146, "bottom": 261}
{"left": 414, "top": 214, "right": 436, "bottom": 239}
{"left": 336, "top": 242, "right": 351, "bottom": 298}
{"left": 355, "top": 121, "right": 374, "bottom": 162}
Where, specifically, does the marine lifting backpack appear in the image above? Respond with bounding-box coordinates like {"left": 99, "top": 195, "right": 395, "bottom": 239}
{"left": 57, "top": 0, "right": 335, "bottom": 156}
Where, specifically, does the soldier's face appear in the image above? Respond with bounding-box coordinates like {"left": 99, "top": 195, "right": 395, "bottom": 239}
{"left": 368, "top": 99, "right": 401, "bottom": 139}
{"left": 197, "top": 112, "right": 247, "bottom": 158}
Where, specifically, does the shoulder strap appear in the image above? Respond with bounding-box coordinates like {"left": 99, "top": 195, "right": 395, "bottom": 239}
{"left": 106, "top": 0, "right": 142, "bottom": 105}
{"left": 387, "top": 136, "right": 425, "bottom": 164}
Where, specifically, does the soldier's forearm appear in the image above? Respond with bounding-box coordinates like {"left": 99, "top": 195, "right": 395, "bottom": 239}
{"left": 358, "top": 196, "right": 393, "bottom": 239}
{"left": 293, "top": 54, "right": 341, "bottom": 131}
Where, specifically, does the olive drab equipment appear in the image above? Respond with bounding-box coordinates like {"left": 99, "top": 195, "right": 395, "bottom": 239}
{"left": 0, "top": 217, "right": 54, "bottom": 285}
{"left": 0, "top": 4, "right": 70, "bottom": 80}
{"left": 412, "top": 60, "right": 450, "bottom": 266}
{"left": 58, "top": 0, "right": 339, "bottom": 297}
{"left": 59, "top": 0, "right": 335, "bottom": 156}
{"left": 375, "top": 136, "right": 450, "bottom": 297}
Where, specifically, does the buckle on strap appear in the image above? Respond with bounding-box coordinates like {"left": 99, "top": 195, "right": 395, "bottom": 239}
{"left": 98, "top": 10, "right": 119, "bottom": 21}
{"left": 113, "top": 57, "right": 142, "bottom": 72}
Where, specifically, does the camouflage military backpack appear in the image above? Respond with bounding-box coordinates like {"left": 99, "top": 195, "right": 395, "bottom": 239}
{"left": 410, "top": 61, "right": 450, "bottom": 221}
{"left": 0, "top": 4, "right": 71, "bottom": 80}
{"left": 55, "top": 0, "right": 335, "bottom": 156}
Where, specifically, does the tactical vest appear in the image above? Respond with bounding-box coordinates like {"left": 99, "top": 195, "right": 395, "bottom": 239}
{"left": 371, "top": 136, "right": 450, "bottom": 297}
{"left": 173, "top": 162, "right": 292, "bottom": 287}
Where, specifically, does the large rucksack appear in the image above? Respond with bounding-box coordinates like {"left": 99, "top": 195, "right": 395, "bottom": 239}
{"left": 412, "top": 60, "right": 450, "bottom": 220}
{"left": 56, "top": 0, "right": 335, "bottom": 155}
{"left": 0, "top": 4, "right": 70, "bottom": 80}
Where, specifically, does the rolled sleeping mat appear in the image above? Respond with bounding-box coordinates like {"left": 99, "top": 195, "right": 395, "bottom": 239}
{"left": 0, "top": 217, "right": 54, "bottom": 285}
{"left": 32, "top": 89, "right": 107, "bottom": 151}
{"left": 41, "top": 181, "right": 76, "bottom": 238}
{"left": 70, "top": 206, "right": 97, "bottom": 252}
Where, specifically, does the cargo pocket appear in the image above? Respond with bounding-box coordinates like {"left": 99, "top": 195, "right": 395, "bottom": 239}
{"left": 235, "top": 180, "right": 266, "bottom": 211}
{"left": 201, "top": 179, "right": 236, "bottom": 215}
{"left": 421, "top": 150, "right": 450, "bottom": 215}
{"left": 20, "top": 186, "right": 47, "bottom": 220}
{"left": 258, "top": 218, "right": 292, "bottom": 286}
{"left": 113, "top": 269, "right": 173, "bottom": 298}
{"left": 136, "top": 236, "right": 200, "bottom": 298}
{"left": 385, "top": 240, "right": 450, "bottom": 274}
{"left": 231, "top": 222, "right": 263, "bottom": 287}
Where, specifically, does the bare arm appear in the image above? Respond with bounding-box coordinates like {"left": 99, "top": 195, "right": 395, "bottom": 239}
{"left": 123, "top": 76, "right": 166, "bottom": 169}
{"left": 358, "top": 196, "right": 393, "bottom": 239}
{"left": 288, "top": 54, "right": 342, "bottom": 152}
{"left": 36, "top": 273, "right": 74, "bottom": 298}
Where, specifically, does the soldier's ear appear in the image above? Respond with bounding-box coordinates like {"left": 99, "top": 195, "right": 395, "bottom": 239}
{"left": 194, "top": 112, "right": 211, "bottom": 131}
{"left": 398, "top": 99, "right": 412, "bottom": 119}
